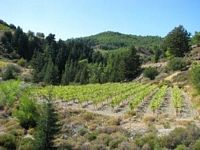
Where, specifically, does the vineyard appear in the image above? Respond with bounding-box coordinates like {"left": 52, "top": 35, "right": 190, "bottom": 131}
{"left": 0, "top": 80, "right": 199, "bottom": 149}
{"left": 34, "top": 82, "right": 196, "bottom": 119}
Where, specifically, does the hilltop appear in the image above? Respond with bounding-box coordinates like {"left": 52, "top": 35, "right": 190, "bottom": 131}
{"left": 83, "top": 31, "right": 163, "bottom": 51}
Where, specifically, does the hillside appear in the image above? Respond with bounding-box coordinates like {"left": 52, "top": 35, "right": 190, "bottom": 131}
{"left": 83, "top": 31, "right": 163, "bottom": 51}
{"left": 0, "top": 20, "right": 13, "bottom": 32}
{"left": 1, "top": 19, "right": 200, "bottom": 149}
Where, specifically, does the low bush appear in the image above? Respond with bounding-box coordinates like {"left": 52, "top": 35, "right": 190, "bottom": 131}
{"left": 0, "top": 133, "right": 16, "bottom": 149}
{"left": 143, "top": 67, "right": 158, "bottom": 80}
{"left": 17, "top": 58, "right": 26, "bottom": 67}
{"left": 135, "top": 132, "right": 161, "bottom": 150}
{"left": 162, "top": 125, "right": 200, "bottom": 149}
{"left": 86, "top": 132, "right": 97, "bottom": 141}
{"left": 2, "top": 64, "right": 21, "bottom": 80}
{"left": 14, "top": 94, "right": 39, "bottom": 129}
{"left": 82, "top": 112, "right": 94, "bottom": 121}
{"left": 175, "top": 144, "right": 187, "bottom": 150}
{"left": 191, "top": 139, "right": 200, "bottom": 150}
{"left": 190, "top": 63, "right": 200, "bottom": 92}
{"left": 96, "top": 133, "right": 111, "bottom": 146}
{"left": 78, "top": 127, "right": 88, "bottom": 136}
{"left": 20, "top": 137, "right": 35, "bottom": 150}
{"left": 109, "top": 132, "right": 127, "bottom": 149}
{"left": 167, "top": 57, "right": 188, "bottom": 71}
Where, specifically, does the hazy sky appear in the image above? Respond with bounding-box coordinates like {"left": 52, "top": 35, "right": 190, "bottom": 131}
{"left": 1, "top": 0, "right": 200, "bottom": 40}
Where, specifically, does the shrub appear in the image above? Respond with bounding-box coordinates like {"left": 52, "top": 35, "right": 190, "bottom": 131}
{"left": 109, "top": 132, "right": 127, "bottom": 149}
{"left": 14, "top": 94, "right": 39, "bottom": 129}
{"left": 86, "top": 132, "right": 97, "bottom": 141}
{"left": 135, "top": 132, "right": 161, "bottom": 149}
{"left": 0, "top": 80, "right": 21, "bottom": 108}
{"left": 118, "top": 141, "right": 138, "bottom": 150}
{"left": 190, "top": 63, "right": 200, "bottom": 92}
{"left": 0, "top": 133, "right": 16, "bottom": 149}
{"left": 2, "top": 64, "right": 21, "bottom": 80}
{"left": 20, "top": 73, "right": 32, "bottom": 82}
{"left": 175, "top": 144, "right": 187, "bottom": 150}
{"left": 83, "top": 112, "right": 94, "bottom": 121}
{"left": 17, "top": 58, "right": 26, "bottom": 67}
{"left": 96, "top": 133, "right": 111, "bottom": 146}
{"left": 167, "top": 57, "right": 188, "bottom": 71}
{"left": 20, "top": 137, "right": 35, "bottom": 150}
{"left": 143, "top": 67, "right": 158, "bottom": 80}
{"left": 192, "top": 139, "right": 200, "bottom": 150}
{"left": 78, "top": 127, "right": 88, "bottom": 136}
{"left": 162, "top": 125, "right": 200, "bottom": 149}
{"left": 2, "top": 66, "right": 15, "bottom": 80}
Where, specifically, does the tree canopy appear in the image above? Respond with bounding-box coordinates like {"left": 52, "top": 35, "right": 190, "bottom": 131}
{"left": 162, "top": 25, "right": 190, "bottom": 57}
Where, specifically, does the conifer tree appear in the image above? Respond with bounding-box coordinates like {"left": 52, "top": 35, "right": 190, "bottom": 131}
{"left": 61, "top": 62, "right": 70, "bottom": 85}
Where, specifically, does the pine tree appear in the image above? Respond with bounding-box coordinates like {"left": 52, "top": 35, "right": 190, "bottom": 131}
{"left": 124, "top": 46, "right": 141, "bottom": 80}
{"left": 80, "top": 66, "right": 89, "bottom": 84}
{"left": 43, "top": 57, "right": 59, "bottom": 84}
{"left": 162, "top": 25, "right": 191, "bottom": 57}
{"left": 61, "top": 62, "right": 70, "bottom": 85}
{"left": 34, "top": 90, "right": 59, "bottom": 150}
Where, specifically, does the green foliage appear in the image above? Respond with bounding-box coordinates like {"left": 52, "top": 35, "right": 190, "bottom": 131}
{"left": 167, "top": 57, "right": 188, "bottom": 71}
{"left": 19, "top": 137, "right": 35, "bottom": 150}
{"left": 0, "top": 23, "right": 12, "bottom": 31}
{"left": 2, "top": 64, "right": 20, "bottom": 80}
{"left": 124, "top": 46, "right": 141, "bottom": 79}
{"left": 190, "top": 63, "right": 200, "bottom": 92}
{"left": 162, "top": 25, "right": 190, "bottom": 57}
{"left": 85, "top": 31, "right": 162, "bottom": 51}
{"left": 17, "top": 58, "right": 26, "bottom": 67}
{"left": 135, "top": 133, "right": 161, "bottom": 150}
{"left": 175, "top": 144, "right": 187, "bottom": 150}
{"left": 192, "top": 139, "right": 200, "bottom": 150}
{"left": 161, "top": 125, "right": 200, "bottom": 149}
{"left": 87, "top": 132, "right": 97, "bottom": 141}
{"left": 192, "top": 32, "right": 200, "bottom": 45}
{"left": 61, "top": 62, "right": 70, "bottom": 85}
{"left": 31, "top": 52, "right": 46, "bottom": 82}
{"left": 43, "top": 57, "right": 59, "bottom": 84}
{"left": 152, "top": 46, "right": 162, "bottom": 63}
{"left": 109, "top": 133, "right": 127, "bottom": 149}
{"left": 14, "top": 94, "right": 39, "bottom": 129}
{"left": 143, "top": 67, "right": 159, "bottom": 80}
{"left": 150, "top": 85, "right": 167, "bottom": 112}
{"left": 0, "top": 133, "right": 16, "bottom": 150}
{"left": 2, "top": 65, "right": 15, "bottom": 80}
{"left": 0, "top": 80, "right": 20, "bottom": 108}
{"left": 34, "top": 89, "right": 59, "bottom": 150}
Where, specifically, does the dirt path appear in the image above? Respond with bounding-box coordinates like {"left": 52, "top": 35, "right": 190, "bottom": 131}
{"left": 180, "top": 91, "right": 198, "bottom": 118}
{"left": 56, "top": 101, "right": 125, "bottom": 117}
{"left": 142, "top": 62, "right": 167, "bottom": 68}
{"left": 135, "top": 88, "right": 158, "bottom": 118}
{"left": 164, "top": 71, "right": 181, "bottom": 81}
{"left": 158, "top": 87, "right": 176, "bottom": 118}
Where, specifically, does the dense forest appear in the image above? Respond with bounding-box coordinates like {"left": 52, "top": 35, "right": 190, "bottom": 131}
{"left": 0, "top": 20, "right": 199, "bottom": 85}
{"left": 84, "top": 31, "right": 163, "bottom": 51}
{"left": 0, "top": 20, "right": 146, "bottom": 84}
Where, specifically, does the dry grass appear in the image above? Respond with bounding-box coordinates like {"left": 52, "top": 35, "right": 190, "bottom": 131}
{"left": 184, "top": 85, "right": 200, "bottom": 113}
{"left": 143, "top": 115, "right": 156, "bottom": 125}
{"left": 176, "top": 119, "right": 194, "bottom": 126}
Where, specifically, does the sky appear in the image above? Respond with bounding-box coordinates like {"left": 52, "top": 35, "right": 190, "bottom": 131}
{"left": 0, "top": 0, "right": 200, "bottom": 40}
